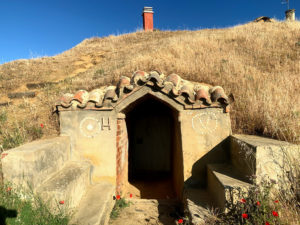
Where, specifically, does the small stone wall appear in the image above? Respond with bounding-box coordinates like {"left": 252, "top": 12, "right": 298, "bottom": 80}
{"left": 230, "top": 134, "right": 300, "bottom": 190}
{"left": 1, "top": 136, "right": 70, "bottom": 190}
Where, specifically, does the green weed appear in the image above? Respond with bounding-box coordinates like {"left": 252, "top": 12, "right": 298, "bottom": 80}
{"left": 0, "top": 110, "right": 7, "bottom": 124}
{"left": 93, "top": 68, "right": 105, "bottom": 79}
{"left": 0, "top": 183, "right": 70, "bottom": 225}
{"left": 218, "top": 179, "right": 282, "bottom": 225}
{"left": 25, "top": 125, "right": 43, "bottom": 140}
{"left": 2, "top": 128, "right": 24, "bottom": 150}
{"left": 204, "top": 146, "right": 300, "bottom": 225}
{"left": 110, "top": 197, "right": 130, "bottom": 219}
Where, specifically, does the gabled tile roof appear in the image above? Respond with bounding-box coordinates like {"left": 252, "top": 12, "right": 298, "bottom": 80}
{"left": 55, "top": 71, "right": 230, "bottom": 112}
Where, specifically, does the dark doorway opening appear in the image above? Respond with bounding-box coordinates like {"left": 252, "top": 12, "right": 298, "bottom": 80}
{"left": 125, "top": 95, "right": 183, "bottom": 199}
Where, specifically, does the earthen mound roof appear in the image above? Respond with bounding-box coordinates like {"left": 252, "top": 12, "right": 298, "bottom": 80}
{"left": 55, "top": 71, "right": 231, "bottom": 112}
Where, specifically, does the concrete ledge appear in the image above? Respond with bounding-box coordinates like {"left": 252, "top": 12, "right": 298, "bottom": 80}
{"left": 231, "top": 134, "right": 295, "bottom": 147}
{"left": 1, "top": 136, "right": 71, "bottom": 190}
{"left": 207, "top": 163, "right": 251, "bottom": 211}
{"left": 69, "top": 182, "right": 115, "bottom": 225}
{"left": 230, "top": 134, "right": 300, "bottom": 185}
{"left": 36, "top": 161, "right": 91, "bottom": 212}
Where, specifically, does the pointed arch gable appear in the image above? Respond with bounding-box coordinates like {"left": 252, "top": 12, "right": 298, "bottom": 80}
{"left": 114, "top": 86, "right": 184, "bottom": 113}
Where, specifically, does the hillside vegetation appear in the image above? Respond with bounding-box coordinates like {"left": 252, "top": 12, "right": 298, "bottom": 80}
{"left": 0, "top": 21, "right": 299, "bottom": 150}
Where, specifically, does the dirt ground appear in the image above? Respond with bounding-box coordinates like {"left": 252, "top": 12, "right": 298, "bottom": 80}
{"left": 123, "top": 178, "right": 176, "bottom": 200}
{"left": 108, "top": 199, "right": 184, "bottom": 225}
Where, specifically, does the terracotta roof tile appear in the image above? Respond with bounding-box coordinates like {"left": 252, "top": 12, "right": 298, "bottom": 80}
{"left": 104, "top": 86, "right": 117, "bottom": 101}
{"left": 210, "top": 86, "right": 229, "bottom": 104}
{"left": 72, "top": 90, "right": 89, "bottom": 103}
{"left": 180, "top": 84, "right": 195, "bottom": 104}
{"left": 165, "top": 73, "right": 181, "bottom": 89}
{"left": 195, "top": 85, "right": 211, "bottom": 105}
{"left": 55, "top": 71, "right": 231, "bottom": 112}
{"left": 117, "top": 76, "right": 130, "bottom": 90}
{"left": 88, "top": 89, "right": 104, "bottom": 103}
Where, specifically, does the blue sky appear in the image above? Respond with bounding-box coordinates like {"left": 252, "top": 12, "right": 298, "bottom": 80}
{"left": 0, "top": 0, "right": 299, "bottom": 64}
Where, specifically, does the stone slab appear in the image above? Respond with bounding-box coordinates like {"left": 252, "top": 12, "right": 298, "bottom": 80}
{"left": 230, "top": 134, "right": 300, "bottom": 187}
{"left": 69, "top": 182, "right": 115, "bottom": 225}
{"left": 232, "top": 134, "right": 295, "bottom": 147}
{"left": 26, "top": 82, "right": 57, "bottom": 89}
{"left": 1, "top": 136, "right": 70, "bottom": 190}
{"left": 207, "top": 163, "right": 251, "bottom": 211}
{"left": 7, "top": 91, "right": 36, "bottom": 99}
{"left": 0, "top": 102, "right": 11, "bottom": 107}
{"left": 36, "top": 161, "right": 91, "bottom": 212}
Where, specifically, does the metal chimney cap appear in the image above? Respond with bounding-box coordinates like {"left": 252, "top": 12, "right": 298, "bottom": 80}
{"left": 143, "top": 6, "right": 154, "bottom": 13}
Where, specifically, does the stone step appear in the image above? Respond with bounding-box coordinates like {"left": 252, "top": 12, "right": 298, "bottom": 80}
{"left": 1, "top": 136, "right": 70, "bottom": 190}
{"left": 207, "top": 163, "right": 252, "bottom": 211}
{"left": 36, "top": 161, "right": 91, "bottom": 212}
{"left": 26, "top": 82, "right": 58, "bottom": 89}
{"left": 7, "top": 91, "right": 36, "bottom": 99}
{"left": 0, "top": 101, "right": 11, "bottom": 107}
{"left": 69, "top": 182, "right": 115, "bottom": 225}
{"left": 183, "top": 188, "right": 214, "bottom": 225}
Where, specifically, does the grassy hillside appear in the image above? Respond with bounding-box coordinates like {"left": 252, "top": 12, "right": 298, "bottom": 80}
{"left": 0, "top": 20, "right": 299, "bottom": 150}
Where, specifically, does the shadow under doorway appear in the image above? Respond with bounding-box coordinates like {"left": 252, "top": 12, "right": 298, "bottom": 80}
{"left": 125, "top": 96, "right": 183, "bottom": 200}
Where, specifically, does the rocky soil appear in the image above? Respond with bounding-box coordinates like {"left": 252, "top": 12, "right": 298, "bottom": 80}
{"left": 109, "top": 199, "right": 185, "bottom": 225}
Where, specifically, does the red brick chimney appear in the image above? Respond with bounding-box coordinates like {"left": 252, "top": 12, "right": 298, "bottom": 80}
{"left": 142, "top": 7, "right": 154, "bottom": 31}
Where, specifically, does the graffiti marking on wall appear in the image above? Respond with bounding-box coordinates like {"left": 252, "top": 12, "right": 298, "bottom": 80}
{"left": 101, "top": 117, "right": 111, "bottom": 130}
{"left": 80, "top": 117, "right": 111, "bottom": 138}
{"left": 192, "top": 112, "right": 218, "bottom": 135}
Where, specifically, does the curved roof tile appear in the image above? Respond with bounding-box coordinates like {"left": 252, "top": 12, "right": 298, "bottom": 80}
{"left": 195, "top": 86, "right": 211, "bottom": 105}
{"left": 55, "top": 71, "right": 231, "bottom": 112}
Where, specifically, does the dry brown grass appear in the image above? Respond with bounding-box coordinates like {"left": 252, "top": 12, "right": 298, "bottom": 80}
{"left": 0, "top": 20, "right": 299, "bottom": 148}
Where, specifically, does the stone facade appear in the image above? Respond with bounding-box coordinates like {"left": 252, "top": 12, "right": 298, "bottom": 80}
{"left": 55, "top": 71, "right": 232, "bottom": 198}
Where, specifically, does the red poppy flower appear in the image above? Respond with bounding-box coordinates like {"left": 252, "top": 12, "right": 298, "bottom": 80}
{"left": 130, "top": 193, "right": 133, "bottom": 198}
{"left": 265, "top": 222, "right": 270, "bottom": 225}
{"left": 274, "top": 200, "right": 279, "bottom": 203}
{"left": 59, "top": 200, "right": 64, "bottom": 204}
{"left": 240, "top": 198, "right": 246, "bottom": 203}
{"left": 116, "top": 195, "right": 120, "bottom": 200}
{"left": 256, "top": 201, "right": 261, "bottom": 206}
{"left": 1, "top": 153, "right": 8, "bottom": 159}
{"left": 272, "top": 211, "right": 279, "bottom": 217}
{"left": 242, "top": 213, "right": 248, "bottom": 219}
{"left": 178, "top": 219, "right": 183, "bottom": 224}
{"left": 6, "top": 187, "right": 12, "bottom": 192}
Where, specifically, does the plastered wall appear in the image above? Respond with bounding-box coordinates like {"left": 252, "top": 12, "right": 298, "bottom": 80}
{"left": 59, "top": 110, "right": 117, "bottom": 184}
{"left": 180, "top": 107, "right": 232, "bottom": 187}
{"left": 59, "top": 104, "right": 232, "bottom": 191}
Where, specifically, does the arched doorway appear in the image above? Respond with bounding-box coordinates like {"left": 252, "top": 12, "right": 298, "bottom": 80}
{"left": 125, "top": 95, "right": 183, "bottom": 199}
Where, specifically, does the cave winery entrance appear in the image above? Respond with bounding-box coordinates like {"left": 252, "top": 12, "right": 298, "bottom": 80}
{"left": 117, "top": 95, "right": 183, "bottom": 200}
